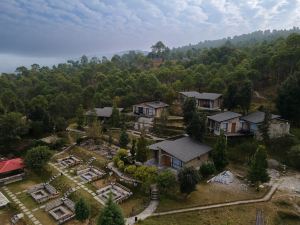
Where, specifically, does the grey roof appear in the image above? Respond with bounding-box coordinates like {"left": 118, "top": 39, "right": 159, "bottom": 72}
{"left": 85, "top": 107, "right": 123, "bottom": 118}
{"left": 241, "top": 111, "right": 280, "bottom": 124}
{"left": 148, "top": 136, "right": 212, "bottom": 163}
{"left": 134, "top": 101, "right": 169, "bottom": 109}
{"left": 207, "top": 111, "right": 241, "bottom": 122}
{"left": 180, "top": 91, "right": 222, "bottom": 100}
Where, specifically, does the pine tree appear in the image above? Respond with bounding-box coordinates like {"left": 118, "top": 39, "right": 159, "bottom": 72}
{"left": 186, "top": 112, "right": 206, "bottom": 141}
{"left": 76, "top": 104, "right": 84, "bottom": 128}
{"left": 212, "top": 131, "right": 228, "bottom": 171}
{"left": 75, "top": 198, "right": 90, "bottom": 222}
{"left": 248, "top": 145, "right": 270, "bottom": 184}
{"left": 182, "top": 98, "right": 196, "bottom": 124}
{"left": 136, "top": 132, "right": 148, "bottom": 162}
{"left": 178, "top": 167, "right": 200, "bottom": 194}
{"left": 110, "top": 105, "right": 120, "bottom": 127}
{"left": 119, "top": 129, "right": 129, "bottom": 148}
{"left": 259, "top": 110, "right": 271, "bottom": 144}
{"left": 130, "top": 138, "right": 136, "bottom": 159}
{"left": 97, "top": 194, "right": 125, "bottom": 225}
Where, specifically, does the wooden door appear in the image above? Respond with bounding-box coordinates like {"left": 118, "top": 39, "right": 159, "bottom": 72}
{"left": 231, "top": 123, "right": 236, "bottom": 133}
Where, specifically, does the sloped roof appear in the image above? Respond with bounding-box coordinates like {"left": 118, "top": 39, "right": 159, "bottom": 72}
{"left": 85, "top": 107, "right": 123, "bottom": 118}
{"left": 0, "top": 158, "right": 24, "bottom": 174}
{"left": 207, "top": 111, "right": 241, "bottom": 122}
{"left": 134, "top": 101, "right": 169, "bottom": 109}
{"left": 241, "top": 111, "right": 280, "bottom": 124}
{"left": 149, "top": 136, "right": 212, "bottom": 163}
{"left": 180, "top": 91, "right": 222, "bottom": 100}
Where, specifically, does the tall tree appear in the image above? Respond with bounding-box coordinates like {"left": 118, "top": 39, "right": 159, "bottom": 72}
{"left": 212, "top": 131, "right": 228, "bottom": 171}
{"left": 97, "top": 194, "right": 125, "bottom": 225}
{"left": 119, "top": 129, "right": 129, "bottom": 148}
{"left": 75, "top": 198, "right": 90, "bottom": 222}
{"left": 76, "top": 104, "right": 84, "bottom": 128}
{"left": 136, "top": 132, "right": 148, "bottom": 162}
{"left": 25, "top": 146, "right": 52, "bottom": 172}
{"left": 277, "top": 72, "right": 300, "bottom": 126}
{"left": 237, "top": 80, "right": 253, "bottom": 114}
{"left": 259, "top": 110, "right": 271, "bottom": 144}
{"left": 178, "top": 167, "right": 200, "bottom": 195}
{"left": 248, "top": 145, "right": 269, "bottom": 184}
{"left": 182, "top": 98, "right": 196, "bottom": 124}
{"left": 186, "top": 112, "right": 206, "bottom": 141}
{"left": 110, "top": 105, "right": 120, "bottom": 127}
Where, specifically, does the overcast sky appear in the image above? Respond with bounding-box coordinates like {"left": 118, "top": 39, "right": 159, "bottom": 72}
{"left": 1, "top": 0, "right": 300, "bottom": 73}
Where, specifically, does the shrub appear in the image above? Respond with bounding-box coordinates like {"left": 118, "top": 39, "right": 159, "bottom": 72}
{"left": 113, "top": 156, "right": 120, "bottom": 167}
{"left": 157, "top": 170, "right": 177, "bottom": 194}
{"left": 124, "top": 165, "right": 136, "bottom": 174}
{"left": 117, "top": 160, "right": 125, "bottom": 171}
{"left": 288, "top": 145, "right": 300, "bottom": 170}
{"left": 199, "top": 162, "right": 215, "bottom": 178}
{"left": 178, "top": 167, "right": 200, "bottom": 194}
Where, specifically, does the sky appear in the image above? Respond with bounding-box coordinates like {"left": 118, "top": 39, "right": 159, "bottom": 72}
{"left": 0, "top": 0, "right": 300, "bottom": 73}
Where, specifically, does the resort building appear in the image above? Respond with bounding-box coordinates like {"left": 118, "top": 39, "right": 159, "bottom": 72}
{"left": 207, "top": 111, "right": 242, "bottom": 136}
{"left": 179, "top": 91, "right": 222, "bottom": 111}
{"left": 133, "top": 101, "right": 169, "bottom": 118}
{"left": 0, "top": 158, "right": 25, "bottom": 185}
{"left": 148, "top": 136, "right": 212, "bottom": 170}
{"left": 241, "top": 111, "right": 290, "bottom": 139}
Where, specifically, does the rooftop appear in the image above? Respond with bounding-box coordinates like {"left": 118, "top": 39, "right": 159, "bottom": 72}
{"left": 134, "top": 101, "right": 169, "bottom": 109}
{"left": 207, "top": 111, "right": 241, "bottom": 122}
{"left": 85, "top": 107, "right": 123, "bottom": 118}
{"left": 180, "top": 91, "right": 222, "bottom": 100}
{"left": 241, "top": 111, "right": 280, "bottom": 124}
{"left": 149, "top": 136, "right": 212, "bottom": 162}
{"left": 0, "top": 158, "right": 24, "bottom": 174}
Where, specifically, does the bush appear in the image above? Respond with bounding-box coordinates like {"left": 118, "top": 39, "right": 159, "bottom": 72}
{"left": 124, "top": 165, "right": 136, "bottom": 174}
{"left": 25, "top": 146, "right": 52, "bottom": 172}
{"left": 288, "top": 145, "right": 300, "bottom": 170}
{"left": 157, "top": 170, "right": 177, "bottom": 194}
{"left": 116, "top": 148, "right": 128, "bottom": 162}
{"left": 117, "top": 160, "right": 125, "bottom": 171}
{"left": 199, "top": 162, "right": 215, "bottom": 178}
{"left": 178, "top": 167, "right": 200, "bottom": 194}
{"left": 113, "top": 156, "right": 120, "bottom": 167}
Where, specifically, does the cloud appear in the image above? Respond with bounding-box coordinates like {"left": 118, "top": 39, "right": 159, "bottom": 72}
{"left": 0, "top": 0, "right": 300, "bottom": 72}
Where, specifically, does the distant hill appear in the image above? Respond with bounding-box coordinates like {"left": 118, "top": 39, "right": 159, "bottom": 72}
{"left": 172, "top": 27, "right": 300, "bottom": 52}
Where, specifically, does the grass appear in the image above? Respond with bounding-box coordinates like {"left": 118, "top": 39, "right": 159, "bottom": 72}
{"left": 157, "top": 182, "right": 268, "bottom": 212}
{"left": 120, "top": 191, "right": 149, "bottom": 217}
{"left": 139, "top": 200, "right": 300, "bottom": 225}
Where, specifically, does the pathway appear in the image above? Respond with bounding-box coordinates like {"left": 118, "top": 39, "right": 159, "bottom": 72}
{"left": 126, "top": 200, "right": 159, "bottom": 225}
{"left": 49, "top": 162, "right": 105, "bottom": 205}
{"left": 2, "top": 186, "right": 42, "bottom": 225}
{"left": 151, "top": 181, "right": 281, "bottom": 217}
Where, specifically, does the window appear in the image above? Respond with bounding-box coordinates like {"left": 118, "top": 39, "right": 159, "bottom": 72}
{"left": 172, "top": 158, "right": 182, "bottom": 170}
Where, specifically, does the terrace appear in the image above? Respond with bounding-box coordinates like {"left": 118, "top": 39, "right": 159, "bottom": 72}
{"left": 27, "top": 183, "right": 59, "bottom": 203}
{"left": 57, "top": 155, "right": 82, "bottom": 168}
{"left": 77, "top": 166, "right": 106, "bottom": 182}
{"left": 96, "top": 182, "right": 132, "bottom": 204}
{"left": 45, "top": 198, "right": 75, "bottom": 224}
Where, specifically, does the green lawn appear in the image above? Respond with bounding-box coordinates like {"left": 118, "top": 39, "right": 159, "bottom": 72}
{"left": 139, "top": 198, "right": 300, "bottom": 225}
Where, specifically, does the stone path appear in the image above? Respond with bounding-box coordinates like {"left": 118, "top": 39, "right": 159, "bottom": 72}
{"left": 151, "top": 181, "right": 281, "bottom": 217}
{"left": 49, "top": 162, "right": 105, "bottom": 205}
{"left": 126, "top": 200, "right": 159, "bottom": 225}
{"left": 2, "top": 186, "right": 42, "bottom": 225}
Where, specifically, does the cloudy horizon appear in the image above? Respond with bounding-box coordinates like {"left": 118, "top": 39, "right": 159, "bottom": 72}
{"left": 1, "top": 0, "right": 300, "bottom": 73}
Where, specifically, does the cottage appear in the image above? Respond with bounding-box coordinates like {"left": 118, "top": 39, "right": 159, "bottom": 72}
{"left": 179, "top": 91, "right": 222, "bottom": 110}
{"left": 241, "top": 111, "right": 290, "bottom": 139}
{"left": 207, "top": 111, "right": 242, "bottom": 136}
{"left": 85, "top": 107, "right": 123, "bottom": 120}
{"left": 133, "top": 101, "right": 169, "bottom": 118}
{"left": 0, "top": 158, "right": 25, "bottom": 185}
{"left": 148, "top": 136, "right": 212, "bottom": 170}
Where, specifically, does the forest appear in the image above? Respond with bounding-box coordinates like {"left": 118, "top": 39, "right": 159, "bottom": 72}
{"left": 0, "top": 29, "right": 300, "bottom": 151}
